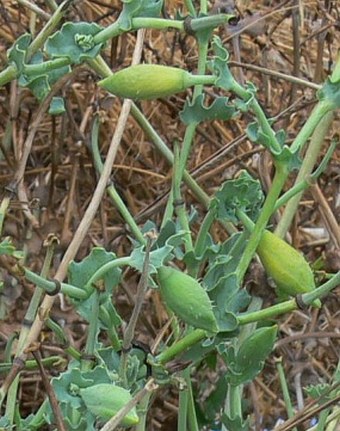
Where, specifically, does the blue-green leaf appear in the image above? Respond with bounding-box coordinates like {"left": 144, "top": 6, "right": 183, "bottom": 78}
{"left": 68, "top": 248, "right": 122, "bottom": 324}
{"left": 119, "top": 0, "right": 163, "bottom": 31}
{"left": 210, "top": 171, "right": 264, "bottom": 224}
{"left": 45, "top": 22, "right": 103, "bottom": 64}
{"left": 224, "top": 325, "right": 278, "bottom": 386}
{"left": 0, "top": 238, "right": 23, "bottom": 259}
{"left": 7, "top": 33, "right": 31, "bottom": 73}
{"left": 180, "top": 94, "right": 237, "bottom": 125}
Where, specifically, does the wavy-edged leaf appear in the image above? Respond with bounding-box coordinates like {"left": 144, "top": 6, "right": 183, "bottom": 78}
{"left": 119, "top": 0, "right": 163, "bottom": 31}
{"left": 180, "top": 94, "right": 237, "bottom": 125}
{"left": 45, "top": 22, "right": 103, "bottom": 64}
{"left": 210, "top": 171, "right": 264, "bottom": 224}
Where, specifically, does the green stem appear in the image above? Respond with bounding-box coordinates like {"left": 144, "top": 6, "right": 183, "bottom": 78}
{"left": 275, "top": 137, "right": 337, "bottom": 211}
{"left": 236, "top": 163, "right": 289, "bottom": 282}
{"left": 290, "top": 101, "right": 333, "bottom": 153}
{"left": 0, "top": 356, "right": 64, "bottom": 374}
{"left": 24, "top": 57, "right": 71, "bottom": 76}
{"left": 24, "top": 268, "right": 89, "bottom": 299}
{"left": 178, "top": 372, "right": 189, "bottom": 430}
{"left": 94, "top": 15, "right": 233, "bottom": 45}
{"left": 16, "top": 238, "right": 57, "bottom": 356}
{"left": 163, "top": 34, "right": 210, "bottom": 225}
{"left": 228, "top": 384, "right": 242, "bottom": 420}
{"left": 0, "top": 64, "right": 18, "bottom": 87}
{"left": 83, "top": 257, "right": 131, "bottom": 291}
{"left": 200, "top": 0, "right": 208, "bottom": 14}
{"left": 46, "top": 318, "right": 81, "bottom": 360}
{"left": 275, "top": 111, "right": 334, "bottom": 237}
{"left": 184, "top": 0, "right": 197, "bottom": 16}
{"left": 135, "top": 391, "right": 152, "bottom": 431}
{"left": 91, "top": 115, "right": 146, "bottom": 245}
{"left": 4, "top": 373, "right": 19, "bottom": 423}
{"left": 186, "top": 368, "right": 199, "bottom": 431}
{"left": 81, "top": 289, "right": 100, "bottom": 371}
{"left": 156, "top": 329, "right": 205, "bottom": 364}
{"left": 172, "top": 142, "right": 193, "bottom": 252}
{"left": 231, "top": 80, "right": 281, "bottom": 153}
{"left": 194, "top": 209, "right": 216, "bottom": 257}
{"left": 26, "top": 0, "right": 71, "bottom": 60}
{"left": 238, "top": 271, "right": 340, "bottom": 325}
{"left": 98, "top": 305, "right": 121, "bottom": 350}
{"left": 276, "top": 358, "right": 297, "bottom": 430}
{"left": 119, "top": 238, "right": 152, "bottom": 386}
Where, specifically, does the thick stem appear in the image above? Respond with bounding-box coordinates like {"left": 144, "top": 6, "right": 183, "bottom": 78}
{"left": 275, "top": 111, "right": 334, "bottom": 237}
{"left": 236, "top": 164, "right": 289, "bottom": 282}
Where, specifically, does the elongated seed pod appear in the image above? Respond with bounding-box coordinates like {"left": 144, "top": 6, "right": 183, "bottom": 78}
{"left": 80, "top": 384, "right": 139, "bottom": 426}
{"left": 257, "top": 230, "right": 321, "bottom": 308}
{"left": 157, "top": 266, "right": 218, "bottom": 332}
{"left": 98, "top": 65, "right": 214, "bottom": 100}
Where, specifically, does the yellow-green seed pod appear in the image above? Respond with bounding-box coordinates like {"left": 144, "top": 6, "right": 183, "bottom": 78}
{"left": 98, "top": 65, "right": 214, "bottom": 100}
{"left": 80, "top": 384, "right": 139, "bottom": 426}
{"left": 257, "top": 231, "right": 321, "bottom": 308}
{"left": 157, "top": 266, "right": 218, "bottom": 332}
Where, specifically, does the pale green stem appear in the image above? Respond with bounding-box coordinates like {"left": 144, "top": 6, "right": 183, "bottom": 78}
{"left": 26, "top": 0, "right": 72, "bottom": 60}
{"left": 91, "top": 115, "right": 146, "bottom": 245}
{"left": 275, "top": 112, "right": 334, "bottom": 238}
{"left": 236, "top": 164, "right": 288, "bottom": 283}
{"left": 81, "top": 289, "right": 100, "bottom": 371}
{"left": 276, "top": 358, "right": 297, "bottom": 431}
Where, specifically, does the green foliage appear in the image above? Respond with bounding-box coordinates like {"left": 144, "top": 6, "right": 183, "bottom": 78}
{"left": 119, "top": 0, "right": 163, "bottom": 30}
{"left": 68, "top": 248, "right": 122, "bottom": 327}
{"left": 80, "top": 384, "right": 139, "bottom": 426}
{"left": 247, "top": 121, "right": 301, "bottom": 169}
{"left": 130, "top": 223, "right": 187, "bottom": 273}
{"left": 0, "top": 238, "right": 23, "bottom": 259}
{"left": 7, "top": 33, "right": 70, "bottom": 114}
{"left": 45, "top": 22, "right": 103, "bottom": 64}
{"left": 211, "top": 171, "right": 264, "bottom": 224}
{"left": 180, "top": 94, "right": 237, "bottom": 125}
{"left": 223, "top": 325, "right": 278, "bottom": 386}
{"left": 318, "top": 77, "right": 340, "bottom": 108}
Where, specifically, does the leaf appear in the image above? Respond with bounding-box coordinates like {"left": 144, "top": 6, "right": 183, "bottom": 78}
{"left": 51, "top": 365, "right": 112, "bottom": 409}
{"left": 130, "top": 227, "right": 187, "bottom": 274}
{"left": 48, "top": 96, "right": 66, "bottom": 115}
{"left": 119, "top": 0, "right": 163, "bottom": 31}
{"left": 224, "top": 325, "right": 278, "bottom": 386}
{"left": 183, "top": 233, "right": 220, "bottom": 268}
{"left": 208, "top": 36, "right": 234, "bottom": 91}
{"left": 180, "top": 94, "right": 237, "bottom": 125}
{"left": 7, "top": 33, "right": 31, "bottom": 73}
{"left": 68, "top": 248, "right": 122, "bottom": 324}
{"left": 45, "top": 22, "right": 103, "bottom": 64}
{"left": 0, "top": 238, "right": 23, "bottom": 259}
{"left": 247, "top": 121, "right": 302, "bottom": 169}
{"left": 210, "top": 171, "right": 264, "bottom": 224}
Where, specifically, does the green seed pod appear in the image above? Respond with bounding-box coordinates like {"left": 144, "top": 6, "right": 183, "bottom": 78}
{"left": 80, "top": 384, "right": 139, "bottom": 426}
{"left": 98, "top": 65, "right": 214, "bottom": 100}
{"left": 157, "top": 266, "right": 218, "bottom": 332}
{"left": 257, "top": 230, "right": 321, "bottom": 308}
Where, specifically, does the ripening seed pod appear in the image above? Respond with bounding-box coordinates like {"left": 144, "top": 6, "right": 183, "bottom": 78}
{"left": 80, "top": 384, "right": 139, "bottom": 426}
{"left": 98, "top": 64, "right": 215, "bottom": 100}
{"left": 257, "top": 230, "right": 321, "bottom": 308}
{"left": 157, "top": 266, "right": 218, "bottom": 332}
